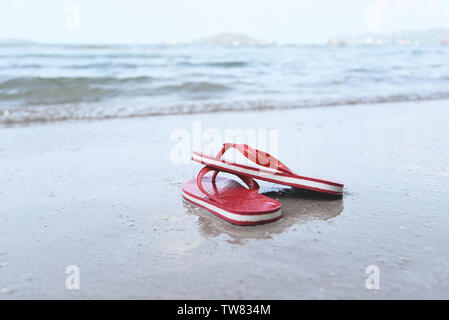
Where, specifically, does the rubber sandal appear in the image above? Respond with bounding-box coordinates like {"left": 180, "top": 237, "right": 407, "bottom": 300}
{"left": 192, "top": 143, "right": 344, "bottom": 195}
{"left": 182, "top": 166, "right": 282, "bottom": 225}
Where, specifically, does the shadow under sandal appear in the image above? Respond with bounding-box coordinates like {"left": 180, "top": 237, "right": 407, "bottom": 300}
{"left": 182, "top": 166, "right": 282, "bottom": 226}
{"left": 192, "top": 143, "right": 344, "bottom": 196}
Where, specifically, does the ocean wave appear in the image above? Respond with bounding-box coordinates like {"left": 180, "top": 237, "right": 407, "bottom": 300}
{"left": 179, "top": 61, "right": 248, "bottom": 68}
{"left": 2, "top": 93, "right": 449, "bottom": 125}
{"left": 0, "top": 53, "right": 165, "bottom": 59}
{"left": 0, "top": 86, "right": 115, "bottom": 105}
{"left": 0, "top": 63, "right": 46, "bottom": 70}
{"left": 68, "top": 62, "right": 157, "bottom": 69}
{"left": 0, "top": 76, "right": 154, "bottom": 89}
{"left": 0, "top": 77, "right": 231, "bottom": 105}
{"left": 0, "top": 76, "right": 155, "bottom": 105}
{"left": 0, "top": 62, "right": 161, "bottom": 70}
{"left": 158, "top": 81, "right": 231, "bottom": 93}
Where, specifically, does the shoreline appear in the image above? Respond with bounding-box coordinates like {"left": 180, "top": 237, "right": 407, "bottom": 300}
{"left": 2, "top": 96, "right": 449, "bottom": 127}
{"left": 1, "top": 99, "right": 449, "bottom": 299}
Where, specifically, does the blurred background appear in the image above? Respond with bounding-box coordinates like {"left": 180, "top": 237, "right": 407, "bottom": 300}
{"left": 0, "top": 0, "right": 448, "bottom": 124}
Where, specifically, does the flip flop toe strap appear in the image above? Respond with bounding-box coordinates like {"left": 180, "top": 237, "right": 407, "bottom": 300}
{"left": 196, "top": 166, "right": 259, "bottom": 203}
{"left": 215, "top": 143, "right": 294, "bottom": 175}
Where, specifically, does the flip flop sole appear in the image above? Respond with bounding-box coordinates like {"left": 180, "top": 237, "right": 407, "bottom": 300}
{"left": 182, "top": 175, "right": 282, "bottom": 226}
{"left": 193, "top": 153, "right": 344, "bottom": 195}
{"left": 182, "top": 191, "right": 282, "bottom": 225}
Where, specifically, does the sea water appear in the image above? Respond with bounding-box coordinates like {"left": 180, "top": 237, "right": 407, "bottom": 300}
{"left": 0, "top": 43, "right": 448, "bottom": 124}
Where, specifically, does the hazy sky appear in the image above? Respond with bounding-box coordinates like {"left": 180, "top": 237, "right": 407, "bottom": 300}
{"left": 0, "top": 0, "right": 448, "bottom": 44}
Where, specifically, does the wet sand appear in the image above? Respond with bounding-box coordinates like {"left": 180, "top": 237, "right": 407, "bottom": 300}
{"left": 1, "top": 99, "right": 449, "bottom": 299}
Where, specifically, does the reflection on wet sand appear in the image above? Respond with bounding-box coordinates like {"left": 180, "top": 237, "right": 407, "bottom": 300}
{"left": 183, "top": 187, "right": 344, "bottom": 244}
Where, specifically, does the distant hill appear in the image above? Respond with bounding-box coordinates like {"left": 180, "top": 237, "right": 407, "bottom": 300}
{"left": 194, "top": 33, "right": 275, "bottom": 45}
{"left": 329, "top": 28, "right": 449, "bottom": 45}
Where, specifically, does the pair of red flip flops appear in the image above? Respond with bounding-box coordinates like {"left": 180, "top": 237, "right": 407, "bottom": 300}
{"left": 182, "top": 143, "right": 344, "bottom": 226}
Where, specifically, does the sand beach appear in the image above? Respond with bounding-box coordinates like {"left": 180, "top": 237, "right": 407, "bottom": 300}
{"left": 1, "top": 99, "right": 449, "bottom": 299}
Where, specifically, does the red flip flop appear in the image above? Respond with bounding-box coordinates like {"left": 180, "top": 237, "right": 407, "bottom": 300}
{"left": 192, "top": 143, "right": 344, "bottom": 195}
{"left": 182, "top": 166, "right": 282, "bottom": 225}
